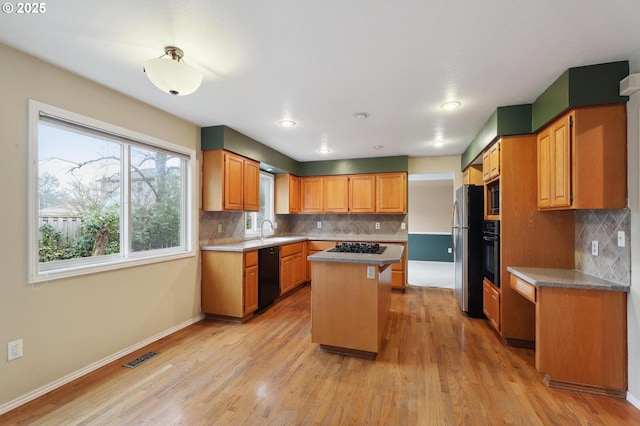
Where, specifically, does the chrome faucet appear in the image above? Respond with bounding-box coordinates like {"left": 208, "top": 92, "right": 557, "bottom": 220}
{"left": 260, "top": 219, "right": 274, "bottom": 240}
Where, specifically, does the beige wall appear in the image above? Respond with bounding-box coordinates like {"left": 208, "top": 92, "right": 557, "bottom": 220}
{"left": 408, "top": 155, "right": 463, "bottom": 192}
{"left": 408, "top": 180, "right": 453, "bottom": 233}
{"left": 0, "top": 43, "right": 201, "bottom": 409}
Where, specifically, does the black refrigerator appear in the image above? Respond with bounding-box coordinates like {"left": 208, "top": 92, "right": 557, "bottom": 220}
{"left": 452, "top": 184, "right": 485, "bottom": 318}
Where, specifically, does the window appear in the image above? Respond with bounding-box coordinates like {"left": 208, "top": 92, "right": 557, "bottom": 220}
{"left": 245, "top": 171, "right": 275, "bottom": 238}
{"left": 28, "top": 100, "right": 195, "bottom": 283}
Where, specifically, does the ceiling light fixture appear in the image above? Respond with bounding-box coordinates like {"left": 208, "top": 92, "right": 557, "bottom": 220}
{"left": 278, "top": 119, "right": 297, "bottom": 127}
{"left": 440, "top": 101, "right": 462, "bottom": 111}
{"left": 318, "top": 147, "right": 331, "bottom": 154}
{"left": 144, "top": 46, "right": 202, "bottom": 96}
{"left": 354, "top": 112, "right": 369, "bottom": 119}
{"left": 374, "top": 145, "right": 383, "bottom": 150}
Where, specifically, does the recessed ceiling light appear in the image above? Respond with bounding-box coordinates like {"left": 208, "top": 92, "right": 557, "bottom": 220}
{"left": 374, "top": 145, "right": 383, "bottom": 150}
{"left": 440, "top": 101, "right": 461, "bottom": 111}
{"left": 318, "top": 147, "right": 331, "bottom": 154}
{"left": 278, "top": 119, "right": 296, "bottom": 127}
{"left": 354, "top": 112, "right": 369, "bottom": 119}
{"left": 432, "top": 140, "right": 445, "bottom": 148}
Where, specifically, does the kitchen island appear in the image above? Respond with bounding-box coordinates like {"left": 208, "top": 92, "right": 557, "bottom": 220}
{"left": 308, "top": 244, "right": 404, "bottom": 358}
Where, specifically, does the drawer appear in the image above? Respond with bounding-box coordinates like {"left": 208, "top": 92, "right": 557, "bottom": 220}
{"left": 307, "top": 241, "right": 337, "bottom": 251}
{"left": 245, "top": 250, "right": 258, "bottom": 267}
{"left": 281, "top": 242, "right": 304, "bottom": 257}
{"left": 510, "top": 274, "right": 536, "bottom": 303}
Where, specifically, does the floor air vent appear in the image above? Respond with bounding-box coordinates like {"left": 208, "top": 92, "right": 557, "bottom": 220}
{"left": 122, "top": 351, "right": 159, "bottom": 368}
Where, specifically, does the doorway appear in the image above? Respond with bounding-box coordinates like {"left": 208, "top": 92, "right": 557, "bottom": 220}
{"left": 407, "top": 174, "right": 455, "bottom": 289}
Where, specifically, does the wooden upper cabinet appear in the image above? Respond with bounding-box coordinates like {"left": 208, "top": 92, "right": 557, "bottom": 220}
{"left": 482, "top": 141, "right": 500, "bottom": 182}
{"left": 349, "top": 174, "right": 376, "bottom": 213}
{"left": 243, "top": 158, "right": 260, "bottom": 212}
{"left": 463, "top": 165, "right": 483, "bottom": 185}
{"left": 537, "top": 114, "right": 571, "bottom": 209}
{"left": 323, "top": 175, "right": 349, "bottom": 213}
{"left": 275, "top": 174, "right": 300, "bottom": 214}
{"left": 537, "top": 104, "right": 627, "bottom": 210}
{"left": 301, "top": 176, "right": 324, "bottom": 213}
{"left": 376, "top": 172, "right": 407, "bottom": 213}
{"left": 203, "top": 150, "right": 260, "bottom": 212}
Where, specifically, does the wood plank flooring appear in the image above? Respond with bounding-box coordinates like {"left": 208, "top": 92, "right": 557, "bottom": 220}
{"left": 2, "top": 285, "right": 639, "bottom": 425}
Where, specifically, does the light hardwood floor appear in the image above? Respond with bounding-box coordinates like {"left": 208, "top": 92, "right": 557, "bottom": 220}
{"left": 2, "top": 285, "right": 639, "bottom": 425}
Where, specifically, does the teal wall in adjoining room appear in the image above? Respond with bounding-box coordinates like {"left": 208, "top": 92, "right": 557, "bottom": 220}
{"left": 408, "top": 233, "right": 454, "bottom": 262}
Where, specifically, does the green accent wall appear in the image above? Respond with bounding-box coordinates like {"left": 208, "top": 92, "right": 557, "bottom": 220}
{"left": 531, "top": 61, "right": 629, "bottom": 131}
{"left": 201, "top": 125, "right": 408, "bottom": 176}
{"left": 408, "top": 233, "right": 454, "bottom": 262}
{"left": 461, "top": 104, "right": 532, "bottom": 170}
{"left": 299, "top": 156, "right": 408, "bottom": 176}
{"left": 201, "top": 125, "right": 300, "bottom": 174}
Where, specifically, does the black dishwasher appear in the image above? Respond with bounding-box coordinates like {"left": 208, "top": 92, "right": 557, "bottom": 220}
{"left": 258, "top": 246, "right": 280, "bottom": 311}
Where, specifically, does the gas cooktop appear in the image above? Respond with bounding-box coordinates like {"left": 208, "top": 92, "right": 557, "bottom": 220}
{"left": 327, "top": 243, "right": 387, "bottom": 254}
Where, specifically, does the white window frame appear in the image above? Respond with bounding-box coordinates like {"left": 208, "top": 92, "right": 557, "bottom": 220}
{"left": 27, "top": 100, "right": 196, "bottom": 283}
{"left": 245, "top": 171, "right": 275, "bottom": 238}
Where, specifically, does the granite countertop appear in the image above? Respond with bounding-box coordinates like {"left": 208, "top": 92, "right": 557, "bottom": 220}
{"left": 507, "top": 267, "right": 629, "bottom": 292}
{"left": 200, "top": 235, "right": 408, "bottom": 252}
{"left": 307, "top": 243, "right": 404, "bottom": 265}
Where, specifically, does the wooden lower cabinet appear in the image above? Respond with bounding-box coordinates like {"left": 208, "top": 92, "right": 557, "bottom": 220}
{"left": 510, "top": 274, "right": 627, "bottom": 397}
{"left": 201, "top": 250, "right": 258, "bottom": 320}
{"left": 390, "top": 242, "right": 407, "bottom": 291}
{"left": 307, "top": 241, "right": 337, "bottom": 281}
{"left": 280, "top": 242, "right": 306, "bottom": 295}
{"left": 483, "top": 279, "right": 500, "bottom": 331}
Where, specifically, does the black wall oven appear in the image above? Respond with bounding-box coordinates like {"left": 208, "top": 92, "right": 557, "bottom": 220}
{"left": 482, "top": 220, "right": 500, "bottom": 287}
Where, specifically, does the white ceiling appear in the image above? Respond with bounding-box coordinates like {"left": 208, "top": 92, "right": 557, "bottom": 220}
{"left": 2, "top": 1, "right": 640, "bottom": 162}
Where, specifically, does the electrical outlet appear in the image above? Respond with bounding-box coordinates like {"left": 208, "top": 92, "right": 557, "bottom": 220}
{"left": 316, "top": 221, "right": 322, "bottom": 229}
{"left": 448, "top": 248, "right": 452, "bottom": 254}
{"left": 591, "top": 240, "right": 599, "bottom": 256}
{"left": 401, "top": 223, "right": 406, "bottom": 230}
{"left": 273, "top": 222, "right": 278, "bottom": 229}
{"left": 618, "top": 231, "right": 625, "bottom": 247}
{"left": 375, "top": 222, "right": 380, "bottom": 230}
{"left": 8, "top": 339, "right": 23, "bottom": 361}
{"left": 217, "top": 223, "right": 222, "bottom": 233}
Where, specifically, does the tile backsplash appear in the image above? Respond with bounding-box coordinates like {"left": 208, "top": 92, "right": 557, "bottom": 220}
{"left": 199, "top": 211, "right": 408, "bottom": 246}
{"left": 575, "top": 209, "right": 630, "bottom": 285}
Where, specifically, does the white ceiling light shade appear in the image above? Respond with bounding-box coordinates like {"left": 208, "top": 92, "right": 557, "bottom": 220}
{"left": 144, "top": 46, "right": 202, "bottom": 96}
{"left": 440, "top": 101, "right": 462, "bottom": 111}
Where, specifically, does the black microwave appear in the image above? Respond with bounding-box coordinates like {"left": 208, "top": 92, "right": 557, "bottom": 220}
{"left": 487, "top": 181, "right": 500, "bottom": 216}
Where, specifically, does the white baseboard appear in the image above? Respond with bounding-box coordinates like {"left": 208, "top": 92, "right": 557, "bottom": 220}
{"left": 0, "top": 314, "right": 204, "bottom": 416}
{"left": 628, "top": 391, "right": 640, "bottom": 410}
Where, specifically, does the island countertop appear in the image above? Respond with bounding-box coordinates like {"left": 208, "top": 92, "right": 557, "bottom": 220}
{"left": 507, "top": 267, "right": 629, "bottom": 292}
{"left": 307, "top": 244, "right": 404, "bottom": 266}
{"left": 201, "top": 236, "right": 408, "bottom": 253}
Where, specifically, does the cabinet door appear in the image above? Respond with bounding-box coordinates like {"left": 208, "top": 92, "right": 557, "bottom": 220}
{"left": 280, "top": 255, "right": 293, "bottom": 294}
{"left": 349, "top": 174, "right": 376, "bottom": 213}
{"left": 301, "top": 177, "right": 324, "bottom": 213}
{"left": 290, "top": 175, "right": 300, "bottom": 213}
{"left": 489, "top": 142, "right": 500, "bottom": 179}
{"left": 243, "top": 264, "right": 258, "bottom": 314}
{"left": 376, "top": 173, "right": 407, "bottom": 213}
{"left": 243, "top": 158, "right": 260, "bottom": 212}
{"left": 323, "top": 175, "right": 349, "bottom": 213}
{"left": 483, "top": 280, "right": 500, "bottom": 331}
{"left": 292, "top": 253, "right": 305, "bottom": 286}
{"left": 537, "top": 129, "right": 552, "bottom": 208}
{"left": 482, "top": 151, "right": 491, "bottom": 182}
{"left": 550, "top": 116, "right": 571, "bottom": 208}
{"left": 390, "top": 243, "right": 406, "bottom": 290}
{"left": 224, "top": 152, "right": 245, "bottom": 210}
